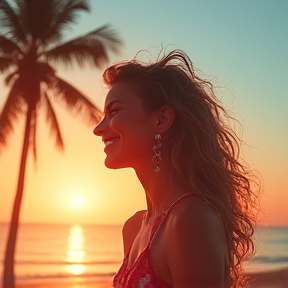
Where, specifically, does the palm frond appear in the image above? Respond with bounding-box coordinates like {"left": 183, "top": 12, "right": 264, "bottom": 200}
{"left": 45, "top": 24, "right": 122, "bottom": 68}
{"left": 86, "top": 24, "right": 123, "bottom": 54}
{"left": 44, "top": 0, "right": 89, "bottom": 44}
{"left": 0, "top": 0, "right": 26, "bottom": 43}
{"left": 0, "top": 35, "right": 23, "bottom": 57}
{"left": 0, "top": 78, "right": 25, "bottom": 151}
{"left": 12, "top": 0, "right": 89, "bottom": 45}
{"left": 36, "top": 62, "right": 56, "bottom": 83}
{"left": 4, "top": 71, "right": 18, "bottom": 85}
{"left": 52, "top": 76, "right": 103, "bottom": 125}
{"left": 0, "top": 57, "right": 15, "bottom": 74}
{"left": 42, "top": 90, "right": 64, "bottom": 150}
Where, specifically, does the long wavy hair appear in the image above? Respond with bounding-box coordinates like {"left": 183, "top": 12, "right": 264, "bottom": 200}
{"left": 103, "top": 49, "right": 260, "bottom": 287}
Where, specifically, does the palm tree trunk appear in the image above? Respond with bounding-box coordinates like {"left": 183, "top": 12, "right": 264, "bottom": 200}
{"left": 2, "top": 107, "right": 32, "bottom": 288}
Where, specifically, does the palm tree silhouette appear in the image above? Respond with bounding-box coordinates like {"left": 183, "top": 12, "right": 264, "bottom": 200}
{"left": 0, "top": 0, "right": 122, "bottom": 286}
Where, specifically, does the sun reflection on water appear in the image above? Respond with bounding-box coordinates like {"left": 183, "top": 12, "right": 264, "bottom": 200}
{"left": 65, "top": 225, "right": 86, "bottom": 275}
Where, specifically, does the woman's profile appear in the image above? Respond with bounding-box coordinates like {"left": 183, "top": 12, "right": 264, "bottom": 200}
{"left": 93, "top": 49, "right": 260, "bottom": 288}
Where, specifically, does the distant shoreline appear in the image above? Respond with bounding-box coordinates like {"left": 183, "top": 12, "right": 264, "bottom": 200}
{"left": 13, "top": 267, "right": 288, "bottom": 288}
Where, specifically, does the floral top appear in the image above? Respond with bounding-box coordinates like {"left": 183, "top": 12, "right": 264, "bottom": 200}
{"left": 113, "top": 193, "right": 193, "bottom": 288}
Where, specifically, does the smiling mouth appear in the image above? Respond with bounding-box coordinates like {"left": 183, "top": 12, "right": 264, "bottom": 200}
{"left": 104, "top": 137, "right": 119, "bottom": 147}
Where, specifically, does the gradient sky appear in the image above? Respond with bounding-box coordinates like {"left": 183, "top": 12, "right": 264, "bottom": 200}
{"left": 0, "top": 0, "right": 287, "bottom": 226}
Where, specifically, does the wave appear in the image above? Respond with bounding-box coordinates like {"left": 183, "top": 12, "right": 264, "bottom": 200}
{"left": 16, "top": 272, "right": 115, "bottom": 281}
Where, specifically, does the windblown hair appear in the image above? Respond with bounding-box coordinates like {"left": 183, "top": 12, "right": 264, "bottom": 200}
{"left": 103, "top": 49, "right": 260, "bottom": 286}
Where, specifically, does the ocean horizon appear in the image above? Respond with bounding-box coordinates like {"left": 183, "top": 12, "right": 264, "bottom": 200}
{"left": 0, "top": 223, "right": 288, "bottom": 285}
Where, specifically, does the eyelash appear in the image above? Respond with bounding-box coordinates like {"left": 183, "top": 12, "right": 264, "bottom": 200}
{"left": 109, "top": 109, "right": 119, "bottom": 116}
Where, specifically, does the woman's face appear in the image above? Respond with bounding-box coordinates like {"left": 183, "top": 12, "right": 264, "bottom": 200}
{"left": 93, "top": 81, "right": 158, "bottom": 170}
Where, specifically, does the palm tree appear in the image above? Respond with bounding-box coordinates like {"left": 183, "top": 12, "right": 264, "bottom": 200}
{"left": 0, "top": 0, "right": 122, "bottom": 286}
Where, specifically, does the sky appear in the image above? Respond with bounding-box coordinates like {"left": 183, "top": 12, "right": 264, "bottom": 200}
{"left": 0, "top": 0, "right": 287, "bottom": 226}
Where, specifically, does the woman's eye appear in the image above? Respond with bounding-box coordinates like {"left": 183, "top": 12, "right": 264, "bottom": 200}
{"left": 110, "top": 109, "right": 119, "bottom": 116}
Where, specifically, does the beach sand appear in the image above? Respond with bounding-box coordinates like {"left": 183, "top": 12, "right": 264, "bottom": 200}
{"left": 246, "top": 267, "right": 288, "bottom": 288}
{"left": 15, "top": 268, "right": 288, "bottom": 288}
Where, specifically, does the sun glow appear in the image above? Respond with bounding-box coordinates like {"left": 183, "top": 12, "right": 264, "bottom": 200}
{"left": 71, "top": 194, "right": 84, "bottom": 209}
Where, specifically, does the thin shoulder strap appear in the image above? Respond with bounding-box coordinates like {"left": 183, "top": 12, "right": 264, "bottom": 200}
{"left": 148, "top": 192, "right": 193, "bottom": 246}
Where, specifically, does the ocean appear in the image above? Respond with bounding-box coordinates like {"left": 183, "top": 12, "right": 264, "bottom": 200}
{"left": 0, "top": 223, "right": 287, "bottom": 285}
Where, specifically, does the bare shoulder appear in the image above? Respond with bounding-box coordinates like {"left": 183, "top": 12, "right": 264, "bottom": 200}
{"left": 166, "top": 195, "right": 227, "bottom": 248}
{"left": 164, "top": 195, "right": 228, "bottom": 287}
{"left": 168, "top": 195, "right": 224, "bottom": 229}
{"left": 122, "top": 210, "right": 146, "bottom": 256}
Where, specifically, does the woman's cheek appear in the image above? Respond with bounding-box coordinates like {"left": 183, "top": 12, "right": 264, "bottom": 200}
{"left": 110, "top": 114, "right": 130, "bottom": 131}
{"left": 109, "top": 116, "right": 120, "bottom": 131}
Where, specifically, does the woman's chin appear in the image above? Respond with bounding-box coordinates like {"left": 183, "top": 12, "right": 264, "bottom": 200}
{"left": 104, "top": 158, "right": 127, "bottom": 170}
{"left": 104, "top": 161, "right": 117, "bottom": 169}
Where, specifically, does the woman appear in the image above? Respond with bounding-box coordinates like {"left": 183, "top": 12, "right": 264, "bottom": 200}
{"left": 93, "top": 50, "right": 260, "bottom": 288}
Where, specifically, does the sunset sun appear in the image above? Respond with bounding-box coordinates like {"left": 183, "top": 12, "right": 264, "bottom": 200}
{"left": 71, "top": 195, "right": 85, "bottom": 209}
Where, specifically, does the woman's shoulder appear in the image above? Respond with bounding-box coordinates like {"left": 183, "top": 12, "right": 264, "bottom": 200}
{"left": 123, "top": 210, "right": 146, "bottom": 233}
{"left": 162, "top": 195, "right": 229, "bottom": 286}
{"left": 164, "top": 194, "right": 227, "bottom": 251}
{"left": 122, "top": 210, "right": 146, "bottom": 256}
{"left": 168, "top": 194, "right": 222, "bottom": 227}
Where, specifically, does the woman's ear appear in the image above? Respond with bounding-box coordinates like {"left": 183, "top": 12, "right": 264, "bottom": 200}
{"left": 155, "top": 104, "right": 175, "bottom": 133}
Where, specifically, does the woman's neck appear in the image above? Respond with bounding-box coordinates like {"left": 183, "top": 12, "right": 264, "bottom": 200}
{"left": 134, "top": 166, "right": 188, "bottom": 218}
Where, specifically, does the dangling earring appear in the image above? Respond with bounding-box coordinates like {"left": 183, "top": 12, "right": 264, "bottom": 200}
{"left": 152, "top": 134, "right": 162, "bottom": 172}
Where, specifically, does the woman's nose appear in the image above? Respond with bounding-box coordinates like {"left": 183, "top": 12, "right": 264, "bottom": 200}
{"left": 93, "top": 118, "right": 107, "bottom": 136}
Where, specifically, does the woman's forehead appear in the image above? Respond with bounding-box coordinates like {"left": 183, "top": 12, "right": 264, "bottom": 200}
{"left": 104, "top": 81, "right": 139, "bottom": 107}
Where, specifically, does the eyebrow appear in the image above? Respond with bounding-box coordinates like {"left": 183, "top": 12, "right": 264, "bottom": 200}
{"left": 104, "top": 100, "right": 125, "bottom": 113}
